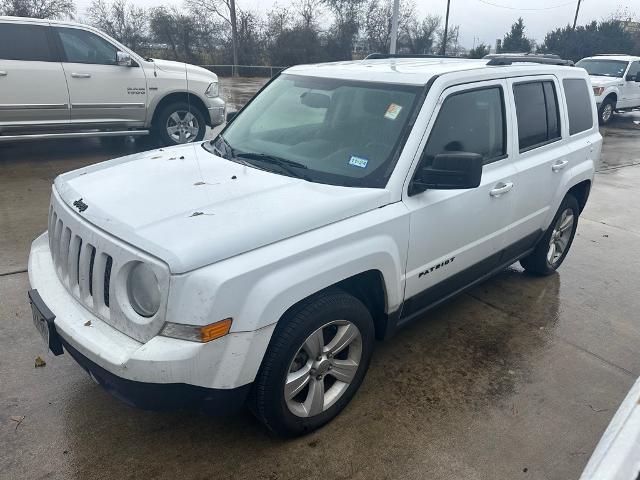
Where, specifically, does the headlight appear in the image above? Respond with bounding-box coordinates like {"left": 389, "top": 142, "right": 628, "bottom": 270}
{"left": 127, "top": 263, "right": 161, "bottom": 317}
{"left": 205, "top": 81, "right": 219, "bottom": 97}
{"left": 593, "top": 86, "right": 605, "bottom": 96}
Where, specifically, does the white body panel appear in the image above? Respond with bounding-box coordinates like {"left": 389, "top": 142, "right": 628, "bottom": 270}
{"left": 0, "top": 59, "right": 69, "bottom": 126}
{"left": 28, "top": 58, "right": 600, "bottom": 393}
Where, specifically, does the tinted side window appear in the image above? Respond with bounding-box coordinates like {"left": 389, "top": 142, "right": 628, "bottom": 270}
{"left": 563, "top": 78, "right": 594, "bottom": 135}
{"left": 627, "top": 61, "right": 640, "bottom": 80}
{"left": 57, "top": 27, "right": 118, "bottom": 65}
{"left": 0, "top": 23, "right": 54, "bottom": 62}
{"left": 420, "top": 87, "right": 506, "bottom": 167}
{"left": 513, "top": 81, "right": 561, "bottom": 152}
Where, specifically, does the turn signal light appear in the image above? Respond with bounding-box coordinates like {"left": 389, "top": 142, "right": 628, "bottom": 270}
{"left": 200, "top": 318, "right": 233, "bottom": 342}
{"left": 160, "top": 318, "right": 233, "bottom": 343}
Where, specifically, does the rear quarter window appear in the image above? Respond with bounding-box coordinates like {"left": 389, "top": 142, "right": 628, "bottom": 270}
{"left": 562, "top": 78, "right": 594, "bottom": 135}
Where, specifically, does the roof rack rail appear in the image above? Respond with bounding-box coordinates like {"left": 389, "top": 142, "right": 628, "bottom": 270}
{"left": 484, "top": 53, "right": 574, "bottom": 66}
{"left": 593, "top": 53, "right": 628, "bottom": 56}
{"left": 365, "top": 53, "right": 460, "bottom": 60}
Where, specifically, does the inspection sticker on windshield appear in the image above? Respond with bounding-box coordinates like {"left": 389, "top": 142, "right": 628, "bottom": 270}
{"left": 384, "top": 103, "right": 402, "bottom": 120}
{"left": 348, "top": 155, "right": 369, "bottom": 168}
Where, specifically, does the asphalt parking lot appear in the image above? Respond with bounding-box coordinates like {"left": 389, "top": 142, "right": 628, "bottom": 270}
{"left": 2, "top": 78, "right": 640, "bottom": 479}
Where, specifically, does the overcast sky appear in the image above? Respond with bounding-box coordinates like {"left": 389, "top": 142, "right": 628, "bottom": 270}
{"left": 76, "top": 0, "right": 637, "bottom": 49}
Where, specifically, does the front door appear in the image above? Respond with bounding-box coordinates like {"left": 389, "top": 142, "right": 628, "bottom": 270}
{"left": 621, "top": 61, "right": 640, "bottom": 109}
{"left": 53, "top": 26, "right": 147, "bottom": 125}
{"left": 402, "top": 81, "right": 516, "bottom": 319}
{"left": 0, "top": 22, "right": 69, "bottom": 128}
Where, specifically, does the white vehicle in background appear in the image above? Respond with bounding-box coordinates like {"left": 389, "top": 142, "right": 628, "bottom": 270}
{"left": 0, "top": 16, "right": 225, "bottom": 146}
{"left": 576, "top": 55, "right": 640, "bottom": 125}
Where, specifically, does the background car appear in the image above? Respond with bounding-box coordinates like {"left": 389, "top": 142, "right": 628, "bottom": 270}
{"left": 577, "top": 54, "right": 640, "bottom": 124}
{"left": 0, "top": 16, "right": 225, "bottom": 146}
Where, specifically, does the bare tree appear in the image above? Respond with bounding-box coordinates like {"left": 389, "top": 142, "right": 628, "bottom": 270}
{"left": 364, "top": 0, "right": 414, "bottom": 54}
{"left": 87, "top": 0, "right": 148, "bottom": 51}
{"left": 404, "top": 14, "right": 440, "bottom": 54}
{"left": 323, "top": 0, "right": 366, "bottom": 60}
{"left": 0, "top": 0, "right": 75, "bottom": 19}
{"left": 184, "top": 0, "right": 238, "bottom": 74}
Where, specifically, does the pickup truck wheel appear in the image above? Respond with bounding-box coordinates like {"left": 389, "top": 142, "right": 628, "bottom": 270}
{"left": 520, "top": 195, "right": 579, "bottom": 276}
{"left": 598, "top": 98, "right": 615, "bottom": 125}
{"left": 154, "top": 102, "right": 206, "bottom": 146}
{"left": 249, "top": 290, "right": 374, "bottom": 437}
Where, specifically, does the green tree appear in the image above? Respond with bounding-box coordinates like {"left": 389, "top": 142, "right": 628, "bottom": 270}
{"left": 500, "top": 17, "right": 532, "bottom": 53}
{"left": 468, "top": 43, "right": 490, "bottom": 59}
{"left": 0, "top": 0, "right": 74, "bottom": 18}
{"left": 538, "top": 20, "right": 636, "bottom": 62}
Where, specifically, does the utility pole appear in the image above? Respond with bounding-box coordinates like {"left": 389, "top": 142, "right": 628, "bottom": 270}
{"left": 230, "top": 0, "right": 238, "bottom": 77}
{"left": 390, "top": 0, "right": 400, "bottom": 54}
{"left": 441, "top": 0, "right": 451, "bottom": 56}
{"left": 572, "top": 0, "right": 582, "bottom": 30}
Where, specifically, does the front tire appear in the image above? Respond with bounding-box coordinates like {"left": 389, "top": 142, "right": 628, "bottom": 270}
{"left": 520, "top": 194, "right": 579, "bottom": 276}
{"left": 154, "top": 101, "right": 207, "bottom": 146}
{"left": 598, "top": 98, "right": 615, "bottom": 125}
{"left": 249, "top": 290, "right": 375, "bottom": 437}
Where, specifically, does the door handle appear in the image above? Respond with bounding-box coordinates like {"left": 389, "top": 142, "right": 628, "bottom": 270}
{"left": 489, "top": 182, "right": 514, "bottom": 197}
{"left": 0, "top": 71, "right": 7, "bottom": 77}
{"left": 552, "top": 160, "right": 569, "bottom": 172}
{"left": 71, "top": 73, "right": 91, "bottom": 78}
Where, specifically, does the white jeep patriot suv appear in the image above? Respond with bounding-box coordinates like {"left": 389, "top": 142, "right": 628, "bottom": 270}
{"left": 0, "top": 16, "right": 225, "bottom": 146}
{"left": 576, "top": 54, "right": 640, "bottom": 124}
{"left": 28, "top": 55, "right": 600, "bottom": 436}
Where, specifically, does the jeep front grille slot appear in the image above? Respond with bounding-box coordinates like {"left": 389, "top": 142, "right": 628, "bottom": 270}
{"left": 104, "top": 255, "right": 113, "bottom": 308}
{"left": 47, "top": 207, "right": 112, "bottom": 319}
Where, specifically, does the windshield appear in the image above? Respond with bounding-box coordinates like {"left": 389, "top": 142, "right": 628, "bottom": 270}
{"left": 576, "top": 59, "right": 629, "bottom": 78}
{"left": 206, "top": 74, "right": 423, "bottom": 188}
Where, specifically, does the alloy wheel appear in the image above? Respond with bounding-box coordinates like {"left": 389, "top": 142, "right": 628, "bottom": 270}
{"left": 548, "top": 208, "right": 574, "bottom": 265}
{"left": 166, "top": 110, "right": 200, "bottom": 144}
{"left": 601, "top": 103, "right": 613, "bottom": 123}
{"left": 284, "top": 320, "right": 362, "bottom": 418}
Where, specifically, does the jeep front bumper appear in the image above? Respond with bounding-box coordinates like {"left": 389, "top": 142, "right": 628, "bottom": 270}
{"left": 28, "top": 232, "right": 275, "bottom": 412}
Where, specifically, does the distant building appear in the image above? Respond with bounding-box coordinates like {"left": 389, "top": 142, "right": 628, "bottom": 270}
{"left": 622, "top": 21, "right": 640, "bottom": 34}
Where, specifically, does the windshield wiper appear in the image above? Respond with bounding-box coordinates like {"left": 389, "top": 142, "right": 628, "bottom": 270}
{"left": 234, "top": 152, "right": 310, "bottom": 180}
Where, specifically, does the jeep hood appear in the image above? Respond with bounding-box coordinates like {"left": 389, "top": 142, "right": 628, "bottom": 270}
{"left": 54, "top": 144, "right": 391, "bottom": 273}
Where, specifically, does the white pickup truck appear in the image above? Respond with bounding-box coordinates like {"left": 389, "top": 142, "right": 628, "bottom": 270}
{"left": 0, "top": 16, "right": 225, "bottom": 145}
{"left": 576, "top": 55, "right": 640, "bottom": 124}
{"left": 28, "top": 55, "right": 600, "bottom": 437}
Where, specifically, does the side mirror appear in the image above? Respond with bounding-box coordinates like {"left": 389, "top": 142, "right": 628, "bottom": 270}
{"left": 226, "top": 110, "right": 238, "bottom": 123}
{"left": 410, "top": 152, "right": 483, "bottom": 195}
{"left": 116, "top": 51, "right": 132, "bottom": 66}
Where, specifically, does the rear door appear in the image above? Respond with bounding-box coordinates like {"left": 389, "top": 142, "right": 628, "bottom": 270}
{"left": 505, "top": 76, "right": 567, "bottom": 249}
{"left": 53, "top": 26, "right": 147, "bottom": 125}
{"left": 0, "top": 21, "right": 69, "bottom": 128}
{"left": 402, "top": 80, "right": 517, "bottom": 316}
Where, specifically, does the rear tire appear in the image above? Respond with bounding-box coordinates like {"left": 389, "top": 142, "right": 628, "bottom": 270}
{"left": 520, "top": 194, "right": 579, "bottom": 276}
{"left": 154, "top": 101, "right": 207, "bottom": 146}
{"left": 248, "top": 290, "right": 375, "bottom": 437}
{"left": 598, "top": 98, "right": 615, "bottom": 125}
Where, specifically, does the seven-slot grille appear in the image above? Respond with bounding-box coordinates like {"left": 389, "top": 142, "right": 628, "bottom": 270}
{"left": 48, "top": 204, "right": 113, "bottom": 317}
